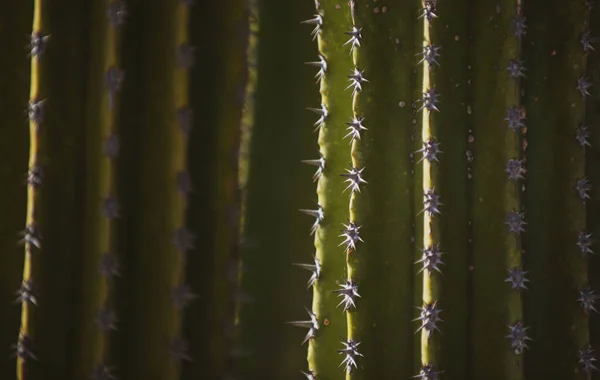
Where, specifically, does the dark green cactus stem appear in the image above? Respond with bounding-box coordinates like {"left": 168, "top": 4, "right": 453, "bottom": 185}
{"left": 17, "top": 1, "right": 46, "bottom": 376}
{"left": 522, "top": 0, "right": 592, "bottom": 378}
{"left": 120, "top": 2, "right": 191, "bottom": 378}
{"left": 306, "top": 0, "right": 353, "bottom": 378}
{"left": 470, "top": 1, "right": 525, "bottom": 378}
{"left": 234, "top": 0, "right": 320, "bottom": 376}
{"left": 77, "top": 0, "right": 124, "bottom": 376}
{"left": 344, "top": 0, "right": 421, "bottom": 378}
{"left": 420, "top": 0, "right": 471, "bottom": 377}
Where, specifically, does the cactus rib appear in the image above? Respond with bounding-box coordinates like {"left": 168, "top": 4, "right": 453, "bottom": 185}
{"left": 17, "top": 1, "right": 46, "bottom": 377}
{"left": 344, "top": 0, "right": 421, "bottom": 378}
{"left": 470, "top": 1, "right": 525, "bottom": 378}
{"left": 521, "top": 0, "right": 592, "bottom": 378}
{"left": 305, "top": 0, "right": 353, "bottom": 378}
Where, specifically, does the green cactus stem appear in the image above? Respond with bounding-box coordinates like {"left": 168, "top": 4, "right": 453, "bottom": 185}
{"left": 344, "top": 0, "right": 421, "bottom": 378}
{"left": 522, "top": 0, "right": 592, "bottom": 378}
{"left": 112, "top": 2, "right": 192, "bottom": 378}
{"left": 234, "top": 0, "right": 321, "bottom": 376}
{"left": 75, "top": 0, "right": 125, "bottom": 377}
{"left": 304, "top": 0, "right": 354, "bottom": 378}
{"left": 181, "top": 0, "right": 249, "bottom": 378}
{"left": 470, "top": 1, "right": 525, "bottom": 379}
{"left": 17, "top": 2, "right": 47, "bottom": 376}
{"left": 302, "top": 1, "right": 354, "bottom": 378}
{"left": 420, "top": 0, "right": 471, "bottom": 377}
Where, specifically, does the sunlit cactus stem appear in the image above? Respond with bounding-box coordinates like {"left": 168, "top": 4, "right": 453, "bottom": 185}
{"left": 304, "top": 0, "right": 353, "bottom": 378}
{"left": 16, "top": 1, "right": 48, "bottom": 377}
{"left": 344, "top": 0, "right": 422, "bottom": 378}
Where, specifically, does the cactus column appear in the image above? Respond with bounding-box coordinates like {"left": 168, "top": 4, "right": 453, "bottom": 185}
{"left": 522, "top": 0, "right": 594, "bottom": 378}
{"left": 469, "top": 1, "right": 526, "bottom": 379}
{"left": 304, "top": 0, "right": 353, "bottom": 378}
{"left": 76, "top": 0, "right": 124, "bottom": 377}
{"left": 344, "top": 0, "right": 421, "bottom": 378}
{"left": 17, "top": 1, "right": 48, "bottom": 376}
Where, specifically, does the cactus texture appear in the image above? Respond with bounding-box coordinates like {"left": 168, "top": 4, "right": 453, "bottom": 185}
{"left": 4, "top": 0, "right": 600, "bottom": 379}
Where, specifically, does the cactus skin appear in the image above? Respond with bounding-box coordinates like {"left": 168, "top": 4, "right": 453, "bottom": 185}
{"left": 423, "top": 0, "right": 471, "bottom": 377}
{"left": 522, "top": 0, "right": 592, "bottom": 378}
{"left": 182, "top": 0, "right": 249, "bottom": 378}
{"left": 305, "top": 0, "right": 354, "bottom": 378}
{"left": 16, "top": 0, "right": 89, "bottom": 378}
{"left": 344, "top": 0, "right": 421, "bottom": 378}
{"left": 5, "top": 2, "right": 600, "bottom": 380}
{"left": 234, "top": 0, "right": 320, "bottom": 376}
{"left": 110, "top": 1, "right": 192, "bottom": 378}
{"left": 470, "top": 1, "right": 525, "bottom": 379}
{"left": 75, "top": 0, "right": 124, "bottom": 377}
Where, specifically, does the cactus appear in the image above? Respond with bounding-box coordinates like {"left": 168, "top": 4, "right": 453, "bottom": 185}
{"left": 4, "top": 0, "right": 600, "bottom": 379}
{"left": 299, "top": 0, "right": 600, "bottom": 379}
